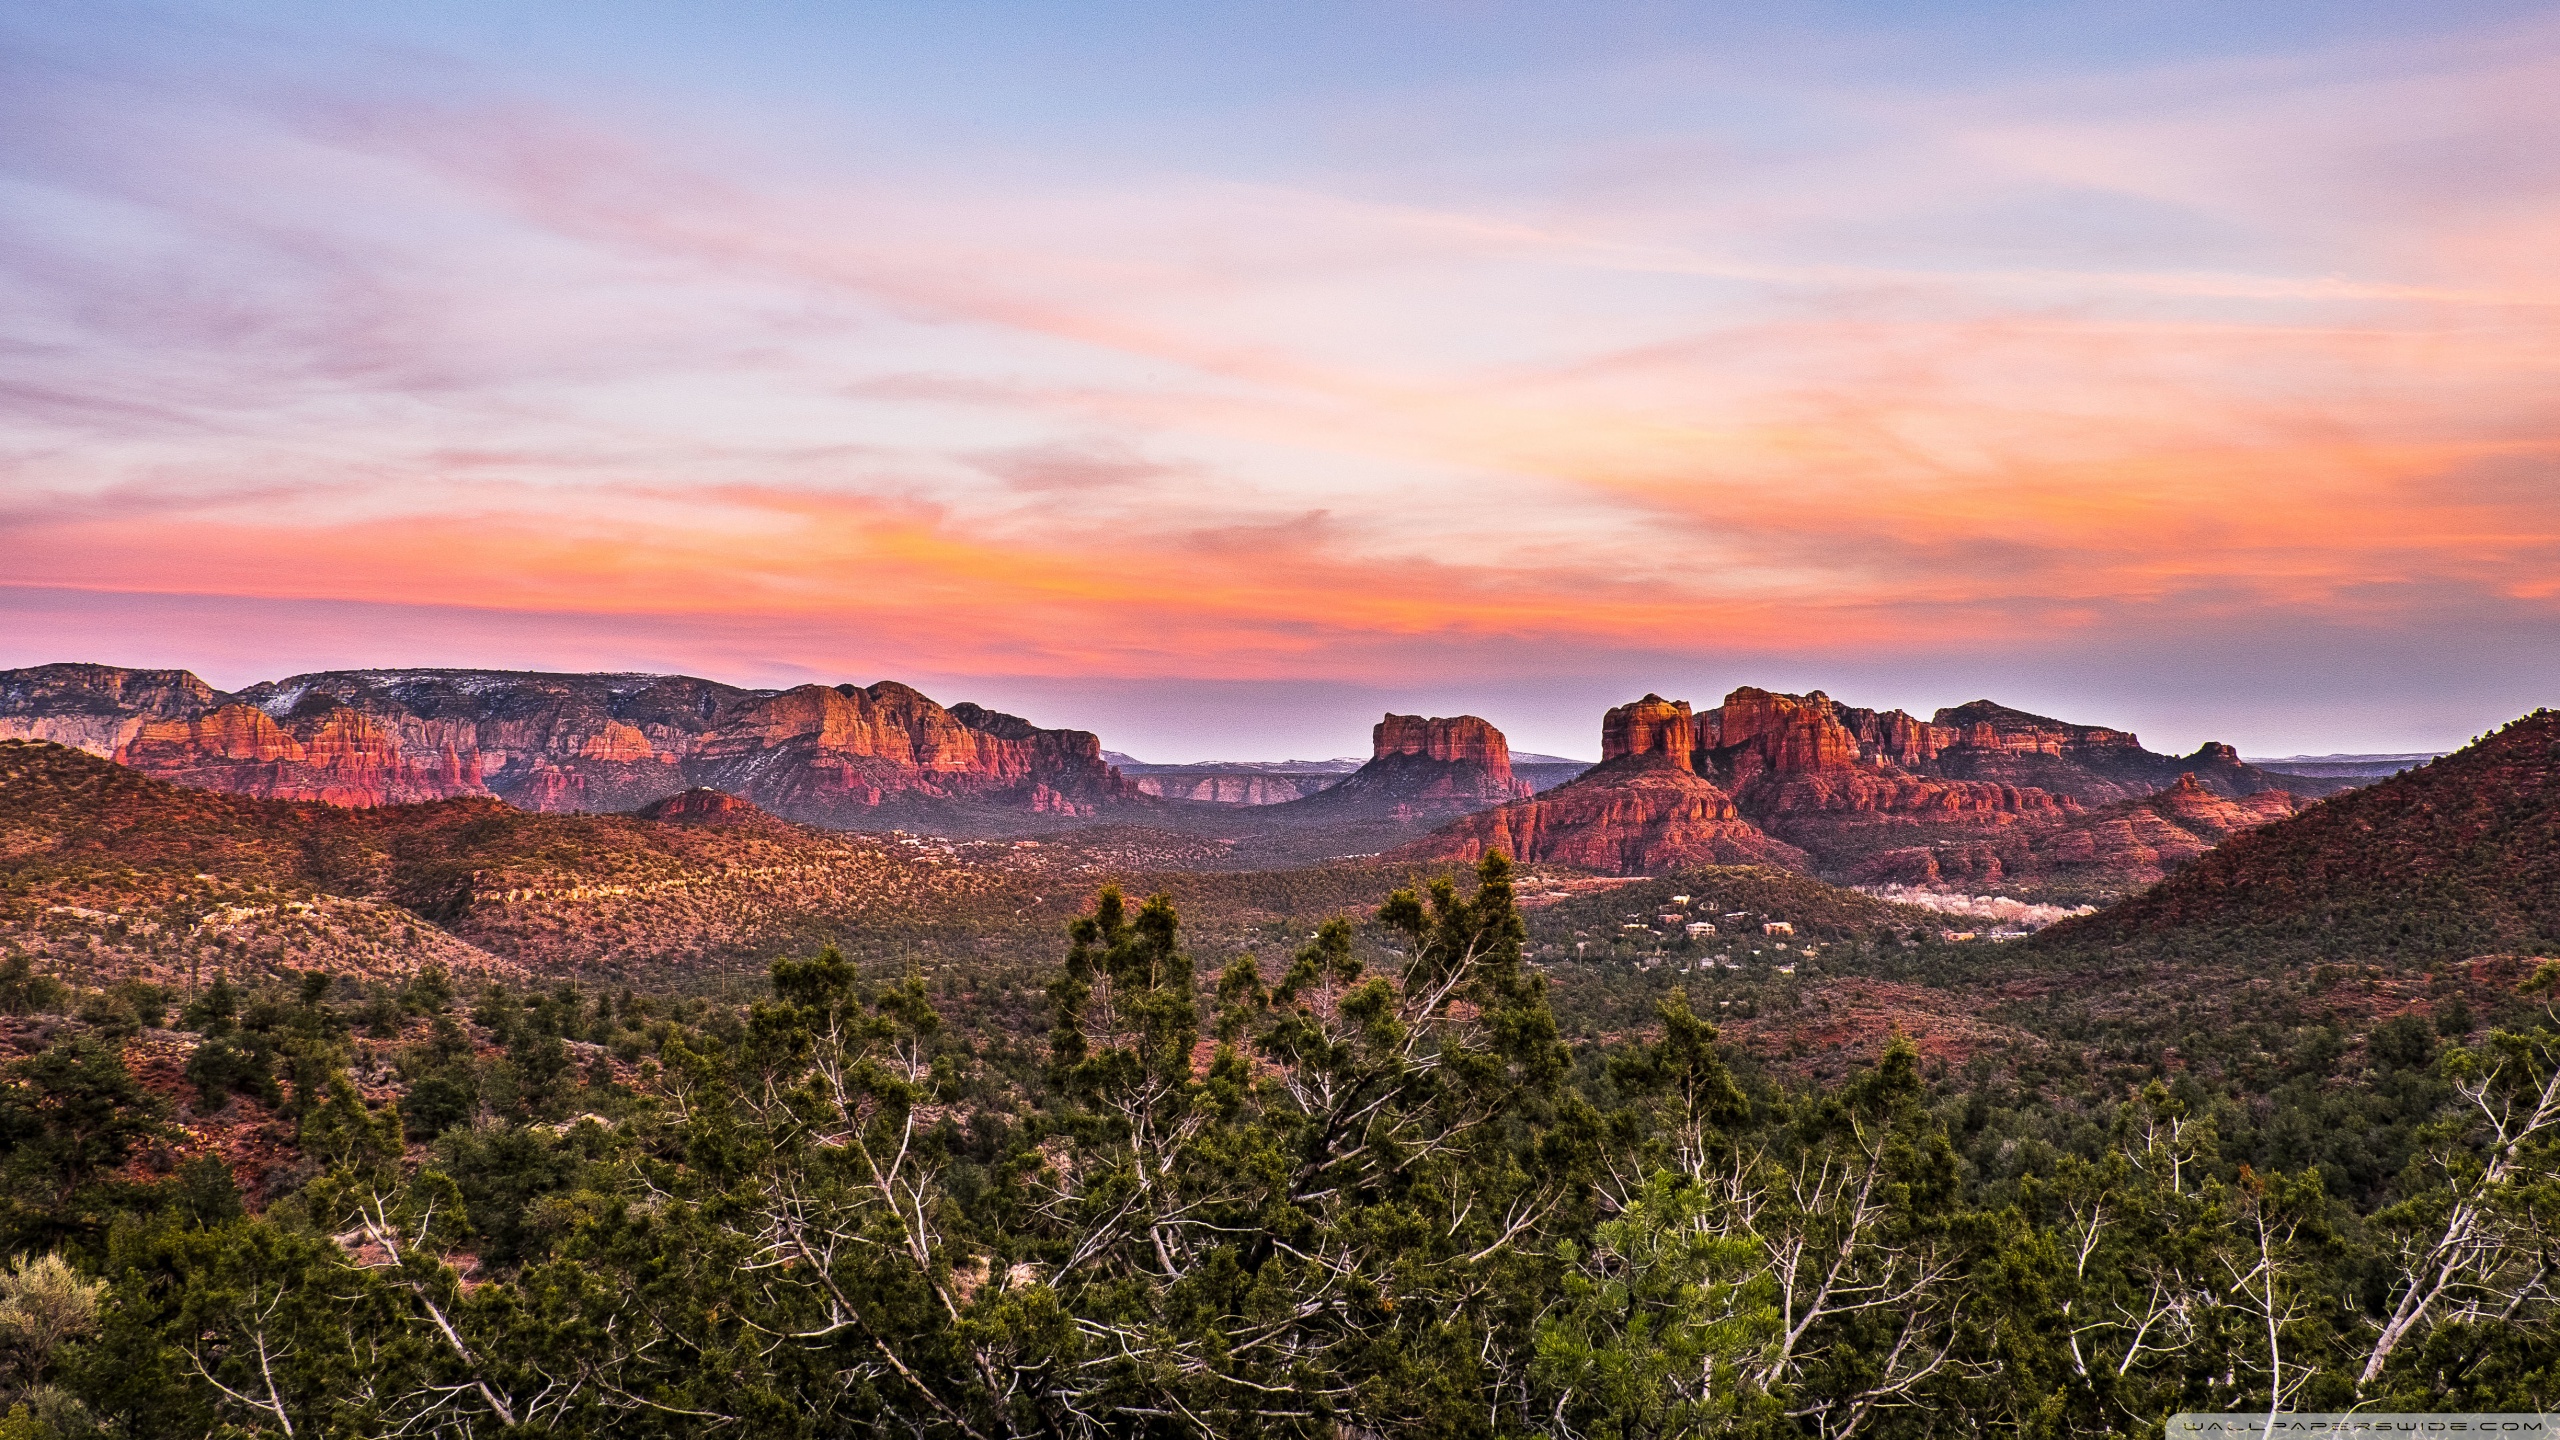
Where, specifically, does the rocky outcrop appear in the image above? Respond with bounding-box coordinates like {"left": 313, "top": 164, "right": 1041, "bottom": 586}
{"left": 1680, "top": 688, "right": 2076, "bottom": 872}
{"left": 1914, "top": 700, "right": 2330, "bottom": 804}
{"left": 681, "top": 683, "right": 1131, "bottom": 825}
{"left": 2, "top": 664, "right": 1134, "bottom": 833}
{"left": 1601, "top": 695, "right": 1697, "bottom": 766}
{"left": 632, "top": 788, "right": 770, "bottom": 826}
{"left": 0, "top": 663, "right": 227, "bottom": 756}
{"left": 1395, "top": 702, "right": 1803, "bottom": 875}
{"left": 1705, "top": 687, "right": 1858, "bottom": 778}
{"left": 1245, "top": 714, "right": 1533, "bottom": 831}
{"left": 1668, "top": 686, "right": 2347, "bottom": 888}
{"left": 1399, "top": 759, "right": 1806, "bottom": 874}
{"left": 1850, "top": 774, "right": 2302, "bottom": 890}
{"left": 1374, "top": 713, "right": 1513, "bottom": 768}
{"left": 1301, "top": 714, "right": 1528, "bottom": 816}
{"left": 115, "top": 700, "right": 482, "bottom": 807}
{"left": 2035, "top": 774, "right": 2300, "bottom": 882}
{"left": 1402, "top": 685, "right": 2340, "bottom": 887}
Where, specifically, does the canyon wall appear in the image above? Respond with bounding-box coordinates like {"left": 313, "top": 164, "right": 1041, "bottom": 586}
{"left": 2, "top": 664, "right": 1131, "bottom": 830}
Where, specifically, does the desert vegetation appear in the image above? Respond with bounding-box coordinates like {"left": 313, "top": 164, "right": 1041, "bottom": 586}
{"left": 0, "top": 853, "right": 2548, "bottom": 1436}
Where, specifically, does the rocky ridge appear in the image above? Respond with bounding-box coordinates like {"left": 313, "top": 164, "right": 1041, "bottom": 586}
{"left": 1395, "top": 696, "right": 1808, "bottom": 874}
{"left": 1695, "top": 686, "right": 2334, "bottom": 883}
{"left": 1851, "top": 773, "right": 2303, "bottom": 892}
{"left": 2042, "top": 710, "right": 2560, "bottom": 962}
{"left": 0, "top": 664, "right": 1133, "bottom": 833}
{"left": 1402, "top": 687, "right": 2333, "bottom": 888}
{"left": 1151, "top": 713, "right": 1547, "bottom": 866}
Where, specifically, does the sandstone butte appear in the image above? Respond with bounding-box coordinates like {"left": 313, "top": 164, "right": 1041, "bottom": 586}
{"left": 1391, "top": 695, "right": 1810, "bottom": 873}
{"left": 1400, "top": 686, "right": 2338, "bottom": 884}
{"left": 1249, "top": 713, "right": 1534, "bottom": 829}
{"left": 0, "top": 664, "right": 1131, "bottom": 830}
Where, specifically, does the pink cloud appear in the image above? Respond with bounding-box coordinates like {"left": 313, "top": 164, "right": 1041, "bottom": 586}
{"left": 0, "top": 11, "right": 2555, "bottom": 752}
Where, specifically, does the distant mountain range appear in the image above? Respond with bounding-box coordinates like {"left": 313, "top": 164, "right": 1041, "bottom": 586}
{"left": 5, "top": 661, "right": 2404, "bottom": 896}
{"left": 0, "top": 738, "right": 1389, "bottom": 986}
{"left": 0, "top": 663, "right": 1129, "bottom": 833}
{"left": 2242, "top": 751, "right": 2445, "bottom": 779}
{"left": 1401, "top": 687, "right": 2353, "bottom": 894}
{"left": 1101, "top": 747, "right": 1589, "bottom": 804}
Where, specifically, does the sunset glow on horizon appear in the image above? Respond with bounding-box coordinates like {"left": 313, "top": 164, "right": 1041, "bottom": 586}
{"left": 4, "top": 2, "right": 2556, "bottom": 760}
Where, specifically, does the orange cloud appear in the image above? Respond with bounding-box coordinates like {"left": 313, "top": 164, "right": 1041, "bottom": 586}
{"left": 4, "top": 10, "right": 2557, "bottom": 719}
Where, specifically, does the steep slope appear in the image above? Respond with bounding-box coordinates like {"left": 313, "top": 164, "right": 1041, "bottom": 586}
{"left": 2041, "top": 710, "right": 2560, "bottom": 963}
{"left": 1693, "top": 685, "right": 2339, "bottom": 889}
{"left": 1394, "top": 696, "right": 1807, "bottom": 874}
{"left": 1284, "top": 714, "right": 1531, "bottom": 819}
{"left": 1852, "top": 773, "right": 2302, "bottom": 892}
{"left": 0, "top": 663, "right": 226, "bottom": 754}
{"left": 0, "top": 738, "right": 1012, "bottom": 982}
{"left": 1164, "top": 714, "right": 1545, "bottom": 865}
{"left": 0, "top": 739, "right": 1460, "bottom": 994}
{"left": 0, "top": 664, "right": 1134, "bottom": 832}
{"left": 1392, "top": 685, "right": 2326, "bottom": 887}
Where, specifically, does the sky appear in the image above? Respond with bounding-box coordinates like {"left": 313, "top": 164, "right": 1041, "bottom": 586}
{"left": 3, "top": 2, "right": 2555, "bottom": 761}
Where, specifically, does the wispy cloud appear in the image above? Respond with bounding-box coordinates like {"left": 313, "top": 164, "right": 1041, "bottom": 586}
{"left": 0, "top": 6, "right": 2554, "bottom": 753}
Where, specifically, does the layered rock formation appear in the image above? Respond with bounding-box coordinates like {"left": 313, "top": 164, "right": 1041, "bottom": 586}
{"left": 1680, "top": 686, "right": 2342, "bottom": 885}
{"left": 1271, "top": 714, "right": 1531, "bottom": 824}
{"left": 117, "top": 698, "right": 479, "bottom": 807}
{"left": 0, "top": 663, "right": 224, "bottom": 755}
{"left": 1402, "top": 686, "right": 2340, "bottom": 886}
{"left": 1127, "top": 771, "right": 1337, "bottom": 805}
{"left": 1851, "top": 773, "right": 2302, "bottom": 891}
{"left": 1395, "top": 697, "right": 1806, "bottom": 874}
{"left": 1694, "top": 687, "right": 2077, "bottom": 872}
{"left": 1166, "top": 714, "right": 1546, "bottom": 865}
{"left": 1, "top": 664, "right": 1134, "bottom": 833}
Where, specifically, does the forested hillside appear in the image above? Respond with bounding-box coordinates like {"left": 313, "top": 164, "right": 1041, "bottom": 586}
{"left": 0, "top": 852, "right": 2550, "bottom": 1436}
{"left": 2043, "top": 710, "right": 2560, "bottom": 963}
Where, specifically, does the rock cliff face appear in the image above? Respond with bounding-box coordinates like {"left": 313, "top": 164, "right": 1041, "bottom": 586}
{"left": 1374, "top": 713, "right": 1514, "bottom": 768}
{"left": 1674, "top": 686, "right": 2342, "bottom": 885}
{"left": 1849, "top": 774, "right": 2303, "bottom": 891}
{"left": 0, "top": 663, "right": 225, "bottom": 756}
{"left": 1692, "top": 688, "right": 2078, "bottom": 871}
{"left": 117, "top": 700, "right": 481, "bottom": 807}
{"left": 1, "top": 663, "right": 1133, "bottom": 833}
{"left": 1258, "top": 714, "right": 1532, "bottom": 827}
{"left": 1600, "top": 695, "right": 1697, "bottom": 766}
{"left": 1395, "top": 701, "right": 1804, "bottom": 874}
{"left": 1402, "top": 686, "right": 2342, "bottom": 887}
{"left": 1400, "top": 759, "right": 1807, "bottom": 874}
